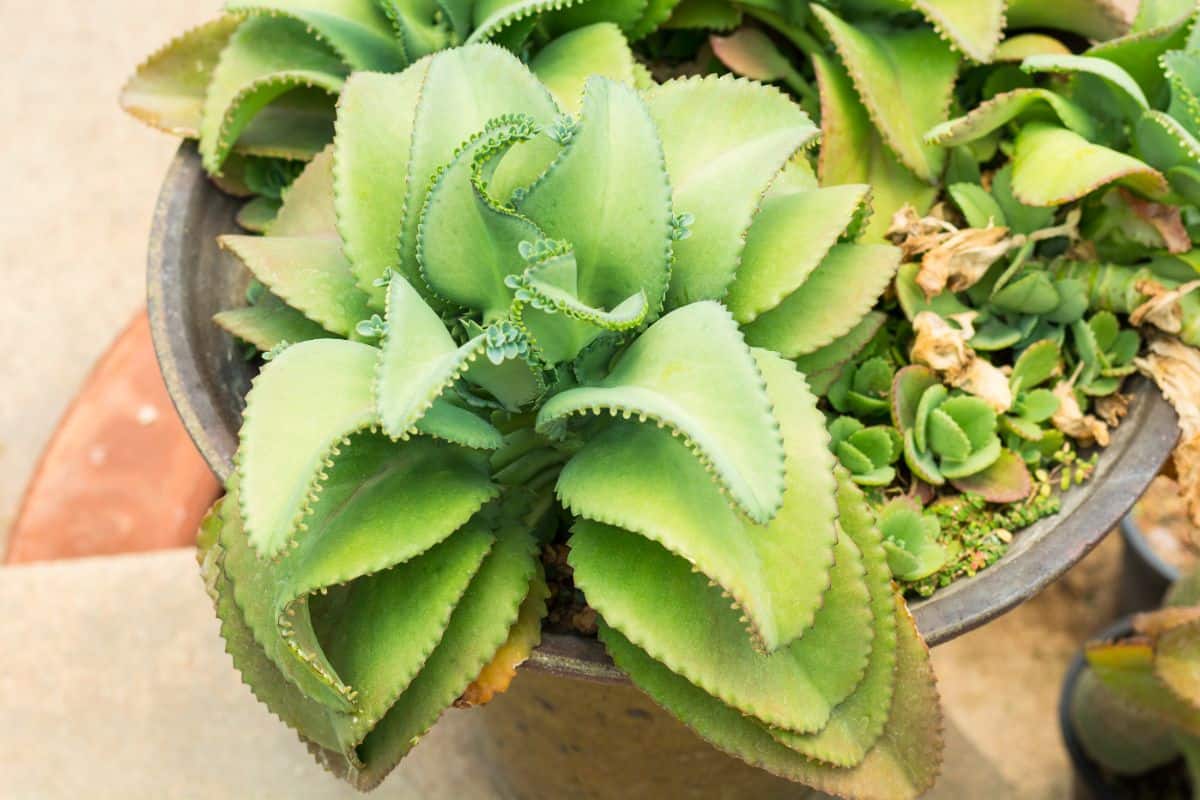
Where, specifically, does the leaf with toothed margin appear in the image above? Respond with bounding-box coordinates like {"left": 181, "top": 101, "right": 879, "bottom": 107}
{"left": 794, "top": 312, "right": 887, "bottom": 397}
{"left": 1013, "top": 123, "right": 1168, "bottom": 207}
{"left": 236, "top": 338, "right": 380, "bottom": 558}
{"left": 518, "top": 77, "right": 673, "bottom": 318}
{"left": 1135, "top": 110, "right": 1200, "bottom": 177}
{"left": 924, "top": 88, "right": 1097, "bottom": 147}
{"left": 515, "top": 249, "right": 651, "bottom": 366}
{"left": 628, "top": 0, "right": 683, "bottom": 38}
{"left": 374, "top": 0, "right": 454, "bottom": 59}
{"left": 599, "top": 593, "right": 942, "bottom": 799}
{"left": 528, "top": 23, "right": 637, "bottom": 113}
{"left": 334, "top": 66, "right": 430, "bottom": 307}
{"left": 1020, "top": 55, "right": 1149, "bottom": 119}
{"left": 813, "top": 53, "right": 936, "bottom": 241}
{"left": 661, "top": 0, "right": 741, "bottom": 29}
{"left": 557, "top": 349, "right": 837, "bottom": 653}
{"left": 412, "top": 400, "right": 505, "bottom": 450}
{"left": 221, "top": 435, "right": 498, "bottom": 713}
{"left": 742, "top": 243, "right": 901, "bottom": 359}
{"left": 199, "top": 499, "right": 346, "bottom": 747}
{"left": 994, "top": 34, "right": 1072, "bottom": 62}
{"left": 214, "top": 292, "right": 332, "bottom": 352}
{"left": 219, "top": 235, "right": 372, "bottom": 337}
{"left": 319, "top": 522, "right": 540, "bottom": 789}
{"left": 812, "top": 6, "right": 958, "bottom": 184}
{"left": 1087, "top": 639, "right": 1200, "bottom": 735}
{"left": 468, "top": 0, "right": 590, "bottom": 43}
{"left": 1164, "top": 50, "right": 1200, "bottom": 139}
{"left": 725, "top": 184, "right": 870, "bottom": 325}
{"left": 571, "top": 519, "right": 872, "bottom": 734}
{"left": 644, "top": 74, "right": 819, "bottom": 307}
{"left": 203, "top": 488, "right": 540, "bottom": 788}
{"left": 377, "top": 275, "right": 487, "bottom": 439}
{"left": 537, "top": 301, "right": 785, "bottom": 524}
{"left": 199, "top": 15, "right": 349, "bottom": 173}
{"left": 397, "top": 45, "right": 560, "bottom": 299}
{"left": 910, "top": 0, "right": 1005, "bottom": 64}
{"left": 1005, "top": 0, "right": 1129, "bottom": 41}
{"left": 271, "top": 146, "right": 339, "bottom": 235}
{"left": 418, "top": 116, "right": 545, "bottom": 318}
{"left": 226, "top": 0, "right": 407, "bottom": 70}
{"left": 1087, "top": 1, "right": 1193, "bottom": 104}
{"left": 121, "top": 16, "right": 240, "bottom": 138}
{"left": 768, "top": 470, "right": 897, "bottom": 766}
{"left": 1155, "top": 619, "right": 1200, "bottom": 710}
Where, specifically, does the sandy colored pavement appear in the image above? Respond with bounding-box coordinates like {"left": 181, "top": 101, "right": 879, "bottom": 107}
{"left": 0, "top": 0, "right": 1138, "bottom": 797}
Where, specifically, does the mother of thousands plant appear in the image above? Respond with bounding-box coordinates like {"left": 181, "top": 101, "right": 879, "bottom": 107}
{"left": 200, "top": 28, "right": 941, "bottom": 798}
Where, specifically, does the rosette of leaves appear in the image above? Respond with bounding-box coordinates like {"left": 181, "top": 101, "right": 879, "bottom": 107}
{"left": 120, "top": 0, "right": 668, "bottom": 179}
{"left": 877, "top": 498, "right": 946, "bottom": 582}
{"left": 1068, "top": 585, "right": 1200, "bottom": 791}
{"left": 1071, "top": 310, "right": 1141, "bottom": 396}
{"left": 829, "top": 416, "right": 902, "bottom": 487}
{"left": 202, "top": 40, "right": 939, "bottom": 796}
{"left": 893, "top": 365, "right": 1018, "bottom": 487}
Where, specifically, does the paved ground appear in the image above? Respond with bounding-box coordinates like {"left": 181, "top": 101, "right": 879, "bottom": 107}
{"left": 0, "top": 1, "right": 1138, "bottom": 797}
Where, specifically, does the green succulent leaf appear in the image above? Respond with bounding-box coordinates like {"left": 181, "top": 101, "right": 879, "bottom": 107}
{"left": 812, "top": 6, "right": 959, "bottom": 184}
{"left": 1155, "top": 619, "right": 1200, "bottom": 709}
{"left": 645, "top": 74, "right": 819, "bottom": 306}
{"left": 599, "top": 594, "right": 942, "bottom": 799}
{"left": 794, "top": 311, "right": 887, "bottom": 396}
{"left": 947, "top": 447, "right": 1032, "bottom": 503}
{"left": 226, "top": 0, "right": 408, "bottom": 70}
{"left": 1021, "top": 54, "right": 1150, "bottom": 116}
{"left": 236, "top": 339, "right": 380, "bottom": 558}
{"left": 571, "top": 519, "right": 871, "bottom": 734}
{"left": 1004, "top": 0, "right": 1129, "bottom": 41}
{"left": 199, "top": 15, "right": 349, "bottom": 173}
{"left": 947, "top": 183, "right": 1007, "bottom": 229}
{"left": 1087, "top": 639, "right": 1200, "bottom": 736}
{"left": 219, "top": 234, "right": 371, "bottom": 336}
{"left": 121, "top": 16, "right": 241, "bottom": 138}
{"left": 1012, "top": 123, "right": 1167, "bottom": 207}
{"left": 910, "top": 0, "right": 1005, "bottom": 64}
{"left": 877, "top": 498, "right": 945, "bottom": 582}
{"left": 741, "top": 243, "right": 901, "bottom": 358}
{"left": 528, "top": 23, "right": 637, "bottom": 112}
{"left": 556, "top": 348, "right": 836, "bottom": 652}
{"left": 214, "top": 296, "right": 332, "bottom": 352}
{"left": 924, "top": 88, "right": 1096, "bottom": 147}
{"left": 517, "top": 76, "right": 674, "bottom": 319}
{"left": 333, "top": 67, "right": 428, "bottom": 306}
{"left": 396, "top": 44, "right": 559, "bottom": 298}
{"left": 418, "top": 114, "right": 545, "bottom": 317}
{"left": 725, "top": 184, "right": 870, "bottom": 324}
{"left": 1088, "top": 0, "right": 1194, "bottom": 103}
{"left": 538, "top": 301, "right": 785, "bottom": 523}
{"left": 376, "top": 275, "right": 491, "bottom": 439}
{"left": 1011, "top": 338, "right": 1061, "bottom": 391}
{"left": 813, "top": 53, "right": 936, "bottom": 240}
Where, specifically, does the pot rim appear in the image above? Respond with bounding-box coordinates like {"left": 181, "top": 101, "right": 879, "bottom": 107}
{"left": 1120, "top": 514, "right": 1183, "bottom": 584}
{"left": 148, "top": 143, "right": 1180, "bottom": 682}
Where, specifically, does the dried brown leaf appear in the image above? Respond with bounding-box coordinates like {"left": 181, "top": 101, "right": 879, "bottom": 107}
{"left": 455, "top": 574, "right": 548, "bottom": 709}
{"left": 1051, "top": 381, "right": 1109, "bottom": 447}
{"left": 910, "top": 311, "right": 1013, "bottom": 411}
{"left": 1122, "top": 189, "right": 1192, "bottom": 255}
{"left": 1138, "top": 336, "right": 1200, "bottom": 526}
{"left": 1095, "top": 392, "right": 1131, "bottom": 427}
{"left": 916, "top": 226, "right": 1012, "bottom": 298}
{"left": 1131, "top": 280, "right": 1200, "bottom": 335}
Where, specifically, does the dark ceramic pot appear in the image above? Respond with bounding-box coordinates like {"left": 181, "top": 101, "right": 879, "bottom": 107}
{"left": 1060, "top": 618, "right": 1190, "bottom": 800}
{"left": 148, "top": 143, "right": 1179, "bottom": 796}
{"left": 1118, "top": 514, "right": 1181, "bottom": 614}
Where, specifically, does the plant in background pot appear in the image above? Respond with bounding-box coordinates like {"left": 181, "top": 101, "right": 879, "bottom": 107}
{"left": 1063, "top": 569, "right": 1200, "bottom": 799}
{"left": 197, "top": 35, "right": 946, "bottom": 797}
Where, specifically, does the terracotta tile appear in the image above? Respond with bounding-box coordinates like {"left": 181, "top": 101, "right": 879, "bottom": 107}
{"left": 5, "top": 311, "right": 219, "bottom": 564}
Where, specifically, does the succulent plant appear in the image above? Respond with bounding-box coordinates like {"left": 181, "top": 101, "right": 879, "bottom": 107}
{"left": 829, "top": 416, "right": 902, "bottom": 487}
{"left": 199, "top": 37, "right": 940, "bottom": 797}
{"left": 876, "top": 498, "right": 946, "bottom": 582}
{"left": 121, "top": 0, "right": 669, "bottom": 180}
{"left": 1069, "top": 576, "right": 1200, "bottom": 791}
{"left": 893, "top": 365, "right": 1004, "bottom": 483}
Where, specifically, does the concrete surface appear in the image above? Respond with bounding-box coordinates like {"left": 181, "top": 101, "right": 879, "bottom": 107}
{"left": 0, "top": 1, "right": 211, "bottom": 552}
{"left": 0, "top": 0, "right": 1138, "bottom": 797}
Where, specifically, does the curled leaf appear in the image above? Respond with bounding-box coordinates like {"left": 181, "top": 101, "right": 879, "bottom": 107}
{"left": 1051, "top": 380, "right": 1109, "bottom": 447}
{"left": 1131, "top": 279, "right": 1200, "bottom": 335}
{"left": 1136, "top": 334, "right": 1200, "bottom": 526}
{"left": 910, "top": 312, "right": 1013, "bottom": 412}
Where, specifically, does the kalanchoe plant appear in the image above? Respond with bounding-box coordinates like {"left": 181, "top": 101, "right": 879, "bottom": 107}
{"left": 120, "top": 0, "right": 668, "bottom": 182}
{"left": 1068, "top": 570, "right": 1200, "bottom": 794}
{"left": 200, "top": 36, "right": 943, "bottom": 797}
